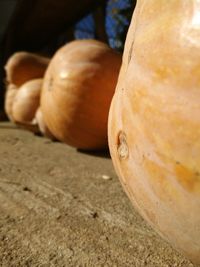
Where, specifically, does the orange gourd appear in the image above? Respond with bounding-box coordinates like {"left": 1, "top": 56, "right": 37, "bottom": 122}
{"left": 5, "top": 51, "right": 50, "bottom": 87}
{"left": 12, "top": 79, "right": 42, "bottom": 124}
{"left": 5, "top": 79, "right": 53, "bottom": 137}
{"left": 108, "top": 1, "right": 200, "bottom": 264}
{"left": 41, "top": 39, "right": 121, "bottom": 150}
{"left": 4, "top": 52, "right": 53, "bottom": 136}
{"left": 6, "top": 78, "right": 42, "bottom": 133}
{"left": 4, "top": 51, "right": 49, "bottom": 122}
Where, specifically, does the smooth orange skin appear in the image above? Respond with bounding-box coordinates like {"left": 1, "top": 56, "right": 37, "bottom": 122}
{"left": 12, "top": 79, "right": 42, "bottom": 123}
{"left": 108, "top": 1, "right": 200, "bottom": 264}
{"left": 41, "top": 39, "right": 121, "bottom": 150}
{"left": 5, "top": 52, "right": 50, "bottom": 87}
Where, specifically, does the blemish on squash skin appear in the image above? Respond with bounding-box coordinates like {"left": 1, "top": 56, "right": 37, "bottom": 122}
{"left": 175, "top": 164, "right": 200, "bottom": 194}
{"left": 128, "top": 40, "right": 134, "bottom": 64}
{"left": 144, "top": 159, "right": 180, "bottom": 202}
{"left": 48, "top": 76, "right": 53, "bottom": 91}
{"left": 154, "top": 65, "right": 179, "bottom": 82}
{"left": 117, "top": 131, "right": 129, "bottom": 160}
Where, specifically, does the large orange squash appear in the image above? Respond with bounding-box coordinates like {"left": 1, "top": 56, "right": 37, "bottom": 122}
{"left": 108, "top": 1, "right": 200, "bottom": 264}
{"left": 41, "top": 39, "right": 121, "bottom": 150}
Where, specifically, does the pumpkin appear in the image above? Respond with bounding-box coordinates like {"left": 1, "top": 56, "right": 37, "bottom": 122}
{"left": 12, "top": 79, "right": 42, "bottom": 123}
{"left": 108, "top": 1, "right": 200, "bottom": 264}
{"left": 5, "top": 51, "right": 50, "bottom": 87}
{"left": 4, "top": 52, "right": 53, "bottom": 136}
{"left": 5, "top": 78, "right": 53, "bottom": 137}
{"left": 8, "top": 78, "right": 42, "bottom": 133}
{"left": 41, "top": 39, "right": 121, "bottom": 150}
{"left": 4, "top": 51, "right": 49, "bottom": 122}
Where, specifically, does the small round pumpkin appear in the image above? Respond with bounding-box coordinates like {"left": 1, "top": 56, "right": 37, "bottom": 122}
{"left": 9, "top": 78, "right": 42, "bottom": 133}
{"left": 108, "top": 1, "right": 200, "bottom": 264}
{"left": 4, "top": 51, "right": 49, "bottom": 122}
{"left": 4, "top": 51, "right": 52, "bottom": 135}
{"left": 5, "top": 51, "right": 50, "bottom": 87}
{"left": 12, "top": 79, "right": 42, "bottom": 124}
{"left": 41, "top": 39, "right": 121, "bottom": 150}
{"left": 6, "top": 78, "right": 53, "bottom": 137}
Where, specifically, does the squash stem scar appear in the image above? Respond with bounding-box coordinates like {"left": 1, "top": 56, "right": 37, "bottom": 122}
{"left": 117, "top": 131, "right": 129, "bottom": 160}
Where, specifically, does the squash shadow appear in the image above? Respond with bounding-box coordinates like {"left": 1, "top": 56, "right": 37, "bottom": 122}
{"left": 77, "top": 148, "right": 111, "bottom": 159}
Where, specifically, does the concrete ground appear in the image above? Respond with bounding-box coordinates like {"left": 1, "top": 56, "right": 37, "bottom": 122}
{"left": 0, "top": 122, "right": 197, "bottom": 267}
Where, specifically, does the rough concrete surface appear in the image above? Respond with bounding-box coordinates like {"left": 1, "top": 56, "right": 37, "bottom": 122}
{"left": 0, "top": 122, "right": 197, "bottom": 267}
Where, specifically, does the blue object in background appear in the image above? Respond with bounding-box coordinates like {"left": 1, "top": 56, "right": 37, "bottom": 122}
{"left": 105, "top": 0, "right": 133, "bottom": 51}
{"left": 74, "top": 13, "right": 96, "bottom": 40}
{"left": 74, "top": 0, "right": 133, "bottom": 52}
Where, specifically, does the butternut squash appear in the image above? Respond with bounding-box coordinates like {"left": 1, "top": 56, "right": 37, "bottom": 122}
{"left": 108, "top": 1, "right": 200, "bottom": 264}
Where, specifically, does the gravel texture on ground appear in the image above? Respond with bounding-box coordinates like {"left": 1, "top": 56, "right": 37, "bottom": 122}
{"left": 0, "top": 122, "right": 197, "bottom": 267}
